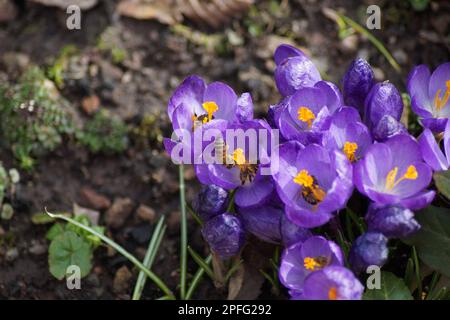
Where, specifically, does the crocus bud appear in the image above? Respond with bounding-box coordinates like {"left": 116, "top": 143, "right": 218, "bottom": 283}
{"left": 238, "top": 206, "right": 282, "bottom": 244}
{"left": 342, "top": 58, "right": 374, "bottom": 112}
{"left": 236, "top": 93, "right": 254, "bottom": 123}
{"left": 201, "top": 213, "right": 245, "bottom": 258}
{"left": 193, "top": 185, "right": 229, "bottom": 222}
{"left": 366, "top": 203, "right": 420, "bottom": 238}
{"left": 364, "top": 82, "right": 403, "bottom": 129}
{"left": 373, "top": 115, "right": 407, "bottom": 141}
{"left": 280, "top": 214, "right": 312, "bottom": 247}
{"left": 349, "top": 232, "right": 388, "bottom": 273}
{"left": 274, "top": 45, "right": 321, "bottom": 97}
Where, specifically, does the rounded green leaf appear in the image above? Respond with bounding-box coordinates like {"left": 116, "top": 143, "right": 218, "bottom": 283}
{"left": 364, "top": 272, "right": 413, "bottom": 300}
{"left": 403, "top": 206, "right": 450, "bottom": 278}
{"left": 48, "top": 230, "right": 93, "bottom": 280}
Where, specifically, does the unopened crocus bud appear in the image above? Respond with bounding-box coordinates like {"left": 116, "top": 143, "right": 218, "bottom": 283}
{"left": 201, "top": 213, "right": 245, "bottom": 258}
{"left": 349, "top": 232, "right": 388, "bottom": 273}
{"left": 236, "top": 93, "right": 254, "bottom": 123}
{"left": 274, "top": 45, "right": 321, "bottom": 97}
{"left": 342, "top": 58, "right": 374, "bottom": 113}
{"left": 238, "top": 205, "right": 282, "bottom": 244}
{"left": 373, "top": 115, "right": 407, "bottom": 141}
{"left": 364, "top": 82, "right": 403, "bottom": 129}
{"left": 366, "top": 203, "right": 420, "bottom": 238}
{"left": 280, "top": 214, "right": 312, "bottom": 247}
{"left": 193, "top": 185, "right": 229, "bottom": 221}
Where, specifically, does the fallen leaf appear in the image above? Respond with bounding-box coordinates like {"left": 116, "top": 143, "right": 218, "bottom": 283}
{"left": 29, "top": 0, "right": 98, "bottom": 10}
{"left": 116, "top": 0, "right": 181, "bottom": 25}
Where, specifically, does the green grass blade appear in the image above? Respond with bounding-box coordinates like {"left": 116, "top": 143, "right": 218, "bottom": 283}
{"left": 186, "top": 202, "right": 203, "bottom": 226}
{"left": 185, "top": 254, "right": 212, "bottom": 300}
{"left": 338, "top": 14, "right": 401, "bottom": 73}
{"left": 132, "top": 216, "right": 167, "bottom": 300}
{"left": 45, "top": 209, "right": 174, "bottom": 299}
{"left": 187, "top": 246, "right": 215, "bottom": 280}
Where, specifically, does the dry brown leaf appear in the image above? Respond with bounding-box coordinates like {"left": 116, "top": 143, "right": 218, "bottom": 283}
{"left": 116, "top": 0, "right": 181, "bottom": 25}
{"left": 227, "top": 241, "right": 272, "bottom": 300}
{"left": 29, "top": 0, "right": 98, "bottom": 10}
{"left": 117, "top": 0, "right": 253, "bottom": 28}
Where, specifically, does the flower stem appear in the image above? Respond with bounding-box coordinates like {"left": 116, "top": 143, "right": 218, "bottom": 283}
{"left": 179, "top": 164, "right": 188, "bottom": 299}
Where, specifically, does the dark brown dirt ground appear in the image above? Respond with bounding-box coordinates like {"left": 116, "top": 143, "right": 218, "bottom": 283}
{"left": 0, "top": 0, "right": 448, "bottom": 299}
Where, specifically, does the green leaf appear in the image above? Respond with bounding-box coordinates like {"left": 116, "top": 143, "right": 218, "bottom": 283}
{"left": 364, "top": 272, "right": 413, "bottom": 300}
{"left": 434, "top": 170, "right": 450, "bottom": 200}
{"left": 46, "top": 223, "right": 64, "bottom": 241}
{"left": 403, "top": 206, "right": 450, "bottom": 278}
{"left": 48, "top": 230, "right": 92, "bottom": 280}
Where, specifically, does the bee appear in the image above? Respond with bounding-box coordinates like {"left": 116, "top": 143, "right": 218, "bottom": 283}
{"left": 238, "top": 163, "right": 259, "bottom": 185}
{"left": 301, "top": 175, "right": 326, "bottom": 205}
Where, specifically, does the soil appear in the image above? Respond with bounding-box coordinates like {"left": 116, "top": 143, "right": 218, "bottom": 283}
{"left": 0, "top": 0, "right": 448, "bottom": 299}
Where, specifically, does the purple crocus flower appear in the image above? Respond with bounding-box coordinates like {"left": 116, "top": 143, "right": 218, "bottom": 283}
{"left": 354, "top": 134, "right": 435, "bottom": 210}
{"left": 271, "top": 141, "right": 353, "bottom": 228}
{"left": 201, "top": 213, "right": 245, "bottom": 258}
{"left": 322, "top": 106, "right": 372, "bottom": 163}
{"left": 300, "top": 266, "right": 364, "bottom": 300}
{"left": 193, "top": 185, "right": 229, "bottom": 222}
{"left": 364, "top": 82, "right": 403, "bottom": 130}
{"left": 276, "top": 81, "right": 343, "bottom": 145}
{"left": 342, "top": 58, "right": 375, "bottom": 113}
{"left": 238, "top": 204, "right": 312, "bottom": 245}
{"left": 349, "top": 232, "right": 389, "bottom": 273}
{"left": 279, "top": 236, "right": 344, "bottom": 292}
{"left": 407, "top": 62, "right": 450, "bottom": 132}
{"left": 366, "top": 203, "right": 420, "bottom": 238}
{"left": 196, "top": 119, "right": 275, "bottom": 209}
{"left": 418, "top": 120, "right": 450, "bottom": 171}
{"left": 274, "top": 44, "right": 321, "bottom": 97}
{"left": 164, "top": 76, "right": 252, "bottom": 163}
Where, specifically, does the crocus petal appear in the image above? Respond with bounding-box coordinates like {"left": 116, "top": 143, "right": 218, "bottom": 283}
{"left": 235, "top": 175, "right": 274, "bottom": 208}
{"left": 168, "top": 75, "right": 205, "bottom": 122}
{"left": 342, "top": 58, "right": 374, "bottom": 113}
{"left": 407, "top": 65, "right": 431, "bottom": 114}
{"left": 444, "top": 120, "right": 450, "bottom": 164}
{"left": 421, "top": 118, "right": 448, "bottom": 133}
{"left": 238, "top": 205, "right": 282, "bottom": 243}
{"left": 274, "top": 44, "right": 305, "bottom": 65}
{"left": 208, "top": 164, "right": 241, "bottom": 189}
{"left": 398, "top": 190, "right": 436, "bottom": 210}
{"left": 418, "top": 128, "right": 448, "bottom": 171}
{"left": 428, "top": 62, "right": 450, "bottom": 106}
{"left": 195, "top": 164, "right": 213, "bottom": 185}
{"left": 236, "top": 92, "right": 254, "bottom": 122}
{"left": 172, "top": 103, "right": 193, "bottom": 131}
{"left": 286, "top": 205, "right": 333, "bottom": 228}
{"left": 385, "top": 134, "right": 423, "bottom": 171}
{"left": 203, "top": 82, "right": 237, "bottom": 122}
{"left": 314, "top": 81, "right": 343, "bottom": 114}
{"left": 275, "top": 56, "right": 321, "bottom": 96}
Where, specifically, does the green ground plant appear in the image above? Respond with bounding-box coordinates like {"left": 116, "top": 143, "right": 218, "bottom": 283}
{"left": 0, "top": 67, "right": 74, "bottom": 170}
{"left": 46, "top": 214, "right": 105, "bottom": 280}
{"left": 77, "top": 110, "right": 129, "bottom": 154}
{"left": 0, "top": 163, "right": 20, "bottom": 220}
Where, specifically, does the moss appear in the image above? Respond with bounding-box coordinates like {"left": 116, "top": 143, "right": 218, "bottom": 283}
{"left": 0, "top": 67, "right": 74, "bottom": 170}
{"left": 77, "top": 110, "right": 128, "bottom": 154}
{"left": 47, "top": 44, "right": 79, "bottom": 88}
{"left": 97, "top": 27, "right": 128, "bottom": 65}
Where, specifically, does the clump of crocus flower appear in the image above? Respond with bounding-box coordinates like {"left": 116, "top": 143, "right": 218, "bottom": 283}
{"left": 164, "top": 44, "right": 448, "bottom": 300}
